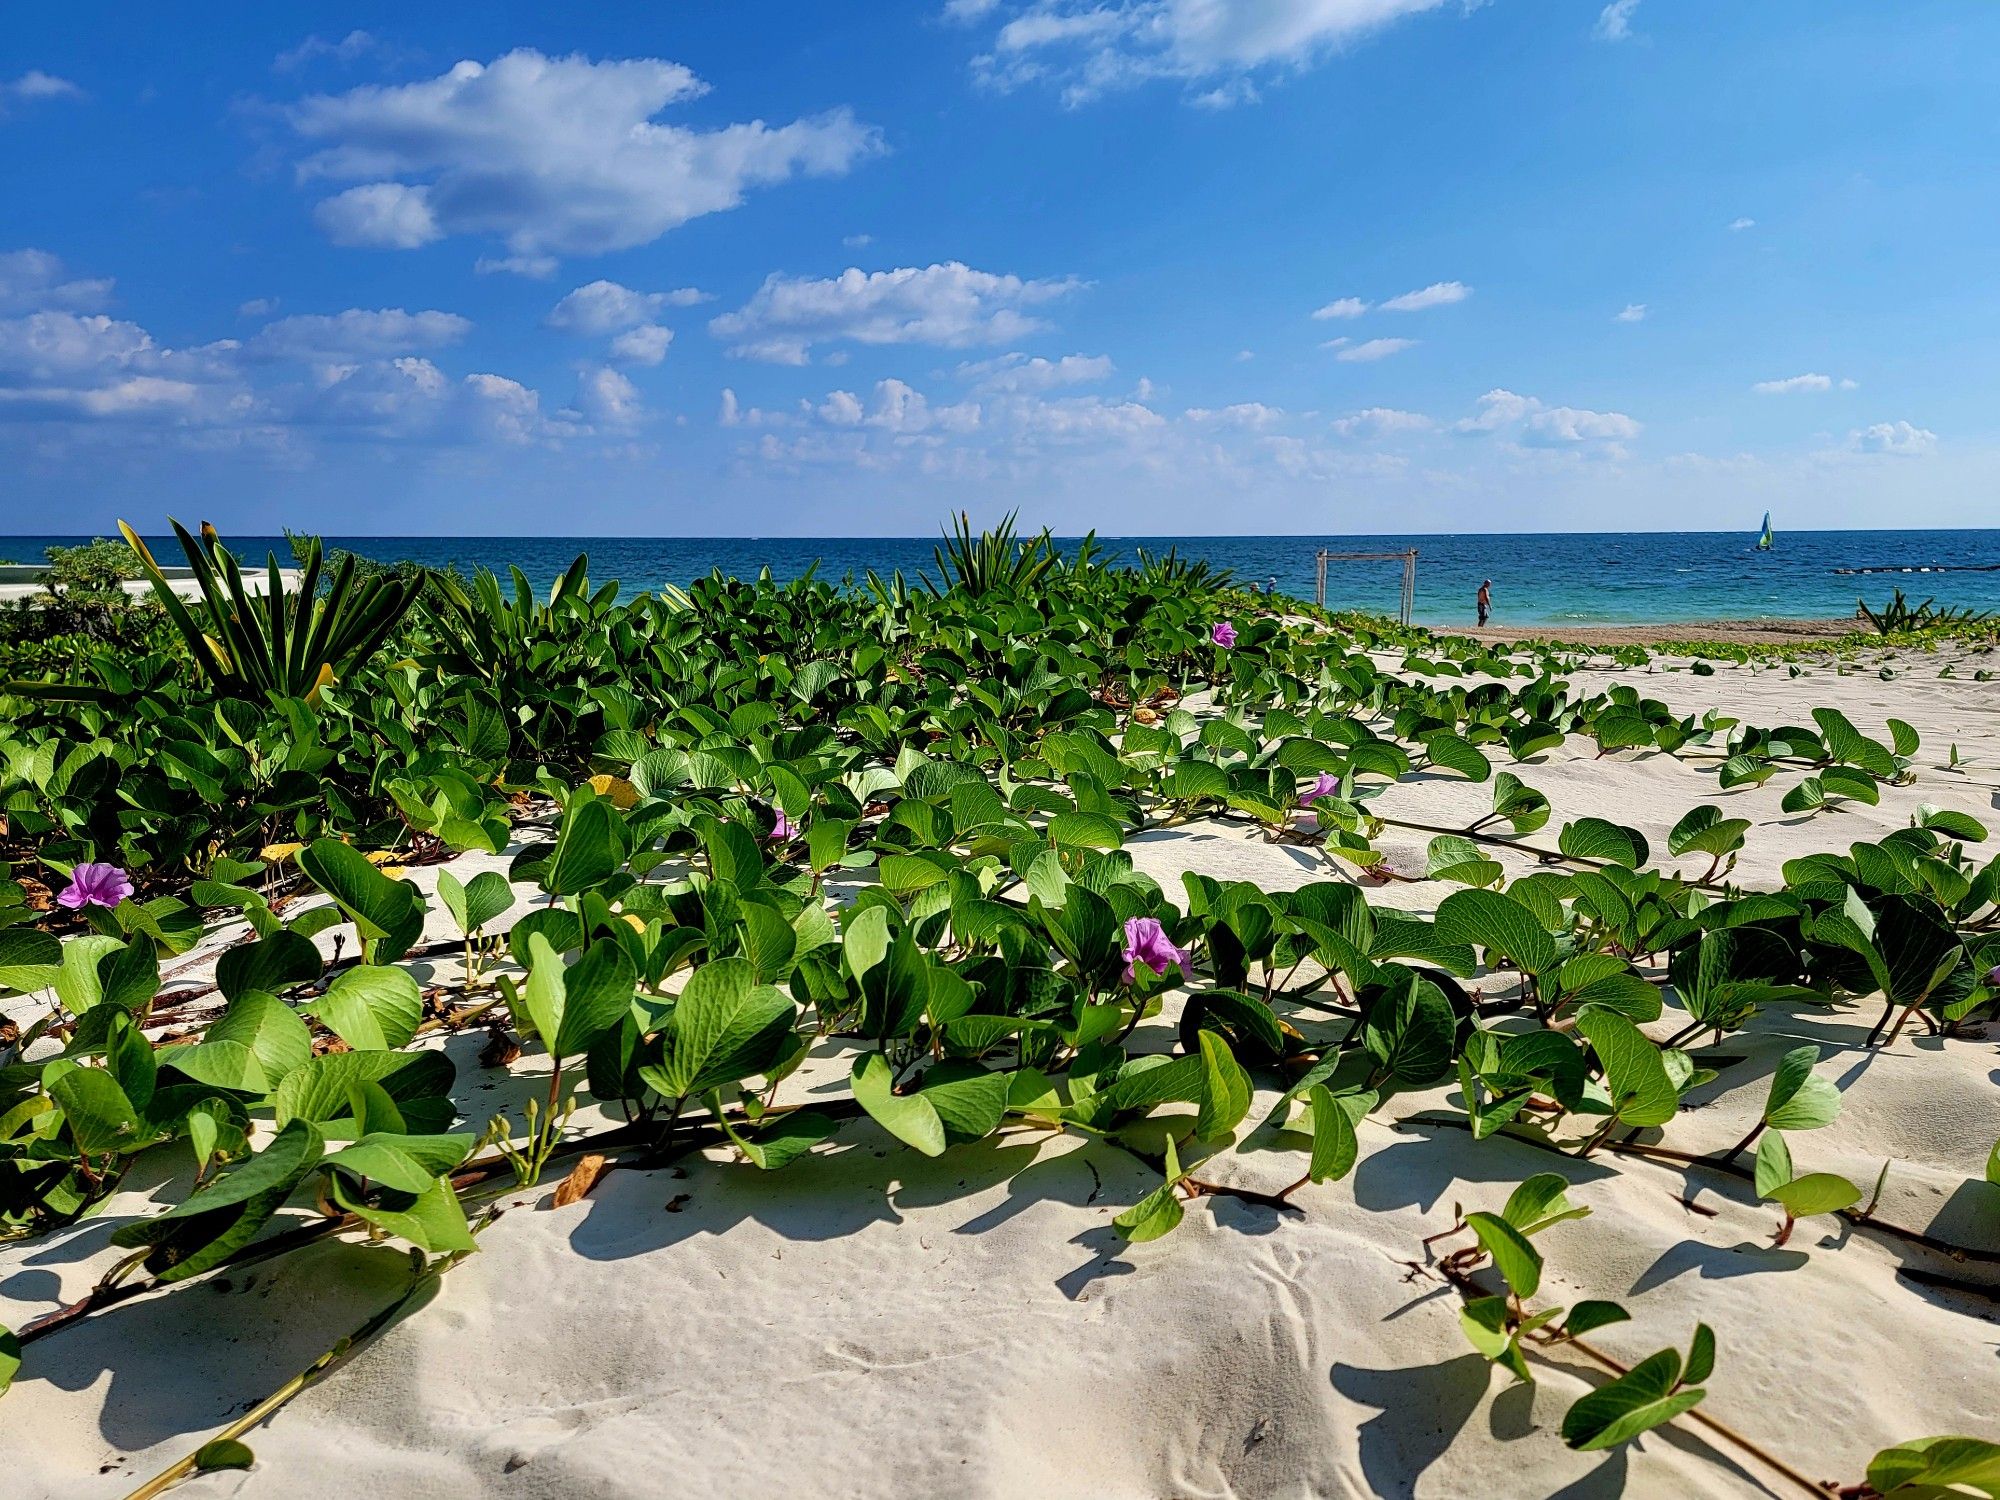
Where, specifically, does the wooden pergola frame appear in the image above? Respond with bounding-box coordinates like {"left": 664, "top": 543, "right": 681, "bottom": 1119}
{"left": 1315, "top": 548, "right": 1418, "bottom": 625}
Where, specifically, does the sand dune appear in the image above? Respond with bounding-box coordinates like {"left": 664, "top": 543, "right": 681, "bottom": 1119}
{"left": 4, "top": 644, "right": 1998, "bottom": 1499}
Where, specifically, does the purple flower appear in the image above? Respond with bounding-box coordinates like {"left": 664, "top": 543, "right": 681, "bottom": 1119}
{"left": 1122, "top": 916, "right": 1193, "bottom": 985}
{"left": 57, "top": 862, "right": 133, "bottom": 911}
{"left": 1210, "top": 620, "right": 1238, "bottom": 649}
{"left": 768, "top": 809, "right": 797, "bottom": 842}
{"left": 1299, "top": 772, "right": 1340, "bottom": 806}
{"left": 1986, "top": 963, "right": 2000, "bottom": 989}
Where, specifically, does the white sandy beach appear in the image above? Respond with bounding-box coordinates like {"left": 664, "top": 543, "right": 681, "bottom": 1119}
{"left": 4, "top": 641, "right": 1998, "bottom": 1500}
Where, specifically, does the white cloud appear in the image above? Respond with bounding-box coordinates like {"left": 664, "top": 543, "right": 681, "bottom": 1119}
{"left": 275, "top": 31, "right": 378, "bottom": 72}
{"left": 1615, "top": 302, "right": 1646, "bottom": 322}
{"left": 1185, "top": 402, "right": 1286, "bottom": 429}
{"left": 1458, "top": 388, "right": 1639, "bottom": 448}
{"left": 315, "top": 182, "right": 440, "bottom": 249}
{"left": 1312, "top": 296, "right": 1369, "bottom": 320}
{"left": 0, "top": 251, "right": 609, "bottom": 457}
{"left": 1334, "top": 406, "right": 1433, "bottom": 436}
{"left": 570, "top": 366, "right": 643, "bottom": 428}
{"left": 818, "top": 390, "right": 865, "bottom": 425}
{"left": 843, "top": 233, "right": 873, "bottom": 247}
{"left": 1235, "top": 348, "right": 1255, "bottom": 362}
{"left": 711, "top": 261, "right": 1083, "bottom": 363}
{"left": 547, "top": 280, "right": 678, "bottom": 335}
{"left": 1850, "top": 421, "right": 1936, "bottom": 456}
{"left": 955, "top": 350, "right": 1112, "bottom": 392}
{"left": 1593, "top": 1, "right": 1640, "bottom": 41}
{"left": 944, "top": 0, "right": 1003, "bottom": 19}
{"left": 1380, "top": 279, "right": 1470, "bottom": 312}
{"left": 0, "top": 312, "right": 158, "bottom": 382}
{"left": 867, "top": 377, "right": 981, "bottom": 434}
{"left": 609, "top": 324, "right": 674, "bottom": 365}
{"left": 1, "top": 72, "right": 84, "bottom": 117}
{"left": 1335, "top": 337, "right": 1416, "bottom": 362}
{"left": 245, "top": 307, "right": 472, "bottom": 362}
{"left": 238, "top": 297, "right": 280, "bottom": 318}
{"left": 0, "top": 250, "right": 112, "bottom": 314}
{"left": 475, "top": 254, "right": 558, "bottom": 279}
{"left": 1753, "top": 372, "right": 1847, "bottom": 395}
{"left": 286, "top": 49, "right": 883, "bottom": 259}
{"left": 968, "top": 0, "right": 1479, "bottom": 105}
{"left": 1728, "top": 216, "right": 1756, "bottom": 232}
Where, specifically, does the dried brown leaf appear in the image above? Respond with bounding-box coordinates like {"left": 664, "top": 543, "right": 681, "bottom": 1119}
{"left": 551, "top": 1154, "right": 608, "bottom": 1209}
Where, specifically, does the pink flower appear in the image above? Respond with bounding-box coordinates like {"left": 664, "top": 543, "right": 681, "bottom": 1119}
{"left": 1122, "top": 916, "right": 1192, "bottom": 985}
{"left": 1299, "top": 772, "right": 1340, "bottom": 806}
{"left": 57, "top": 862, "right": 133, "bottom": 911}
{"left": 1210, "top": 620, "right": 1238, "bottom": 649}
{"left": 768, "top": 809, "right": 797, "bottom": 842}
{"left": 1986, "top": 964, "right": 2000, "bottom": 989}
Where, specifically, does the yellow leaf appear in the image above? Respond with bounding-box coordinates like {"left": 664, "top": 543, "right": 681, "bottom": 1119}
{"left": 305, "top": 662, "right": 336, "bottom": 705}
{"left": 623, "top": 913, "right": 647, "bottom": 932}
{"left": 260, "top": 842, "right": 303, "bottom": 863}
{"left": 586, "top": 774, "right": 639, "bottom": 810}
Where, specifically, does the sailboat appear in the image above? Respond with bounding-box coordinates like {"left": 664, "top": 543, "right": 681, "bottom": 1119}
{"left": 1755, "top": 511, "right": 1773, "bottom": 552}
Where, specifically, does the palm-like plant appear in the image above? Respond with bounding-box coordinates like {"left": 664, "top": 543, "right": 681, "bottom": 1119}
{"left": 119, "top": 520, "right": 424, "bottom": 699}
{"left": 926, "top": 510, "right": 1058, "bottom": 597}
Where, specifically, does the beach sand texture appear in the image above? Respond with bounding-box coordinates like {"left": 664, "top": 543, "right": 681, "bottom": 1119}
{"left": 4, "top": 642, "right": 1998, "bottom": 1499}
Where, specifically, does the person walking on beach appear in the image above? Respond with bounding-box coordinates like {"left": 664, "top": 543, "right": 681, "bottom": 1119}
{"left": 1476, "top": 579, "right": 1492, "bottom": 627}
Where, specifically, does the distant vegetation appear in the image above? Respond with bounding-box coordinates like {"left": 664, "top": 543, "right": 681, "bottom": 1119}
{"left": 0, "top": 516, "right": 1994, "bottom": 1492}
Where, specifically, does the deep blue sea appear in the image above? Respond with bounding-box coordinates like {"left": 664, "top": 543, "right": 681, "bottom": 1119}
{"left": 9, "top": 529, "right": 2000, "bottom": 629}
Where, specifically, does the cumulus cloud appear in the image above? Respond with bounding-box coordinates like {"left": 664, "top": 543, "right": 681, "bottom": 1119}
{"left": 0, "top": 250, "right": 610, "bottom": 458}
{"left": 1850, "top": 421, "right": 1936, "bottom": 456}
{"left": 314, "top": 182, "right": 440, "bottom": 249}
{"left": 1753, "top": 372, "right": 1856, "bottom": 395}
{"left": 245, "top": 307, "right": 473, "bottom": 361}
{"left": 609, "top": 325, "right": 674, "bottom": 365}
{"left": 1312, "top": 296, "right": 1369, "bottom": 320}
{"left": 965, "top": 0, "right": 1480, "bottom": 105}
{"left": 1185, "top": 402, "right": 1285, "bottom": 429}
{"left": 1335, "top": 337, "right": 1417, "bottom": 362}
{"left": 1458, "top": 388, "right": 1639, "bottom": 448}
{"left": 569, "top": 366, "right": 644, "bottom": 429}
{"left": 1380, "top": 280, "right": 1470, "bottom": 312}
{"left": 710, "top": 261, "right": 1084, "bottom": 363}
{"left": 475, "top": 254, "right": 559, "bottom": 279}
{"left": 286, "top": 49, "right": 883, "bottom": 259}
{"left": 1334, "top": 406, "right": 1433, "bottom": 436}
{"left": 1, "top": 71, "right": 83, "bottom": 117}
{"left": 1728, "top": 216, "right": 1756, "bottom": 232}
{"left": 955, "top": 350, "right": 1112, "bottom": 392}
{"left": 0, "top": 249, "right": 112, "bottom": 314}
{"left": 546, "top": 280, "right": 700, "bottom": 333}
{"left": 275, "top": 30, "right": 378, "bottom": 72}
{"left": 1593, "top": 1, "right": 1640, "bottom": 41}
{"left": 1615, "top": 303, "right": 1646, "bottom": 322}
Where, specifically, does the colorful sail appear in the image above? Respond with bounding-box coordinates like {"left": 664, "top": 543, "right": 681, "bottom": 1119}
{"left": 1756, "top": 512, "right": 1773, "bottom": 551}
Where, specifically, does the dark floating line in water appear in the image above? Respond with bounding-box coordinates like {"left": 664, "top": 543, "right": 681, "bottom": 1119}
{"left": 1832, "top": 563, "right": 2000, "bottom": 575}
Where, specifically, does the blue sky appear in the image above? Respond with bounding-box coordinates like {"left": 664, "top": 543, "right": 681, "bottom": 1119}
{"left": 4, "top": 1, "right": 1998, "bottom": 536}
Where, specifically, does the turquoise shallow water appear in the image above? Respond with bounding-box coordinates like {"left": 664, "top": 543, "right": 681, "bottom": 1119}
{"left": 8, "top": 529, "right": 1999, "bottom": 629}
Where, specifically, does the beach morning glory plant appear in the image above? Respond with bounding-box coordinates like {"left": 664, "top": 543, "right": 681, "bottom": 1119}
{"left": 1299, "top": 772, "right": 1340, "bottom": 806}
{"left": 768, "top": 809, "right": 798, "bottom": 842}
{"left": 56, "top": 862, "right": 133, "bottom": 911}
{"left": 1122, "top": 916, "right": 1192, "bottom": 985}
{"left": 1211, "top": 620, "right": 1237, "bottom": 649}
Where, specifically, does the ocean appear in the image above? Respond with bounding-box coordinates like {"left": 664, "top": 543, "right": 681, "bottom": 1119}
{"left": 8, "top": 529, "right": 2000, "bottom": 629}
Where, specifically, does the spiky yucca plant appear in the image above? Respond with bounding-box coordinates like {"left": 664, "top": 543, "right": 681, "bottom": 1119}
{"left": 926, "top": 510, "right": 1058, "bottom": 597}
{"left": 120, "top": 519, "right": 424, "bottom": 699}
